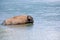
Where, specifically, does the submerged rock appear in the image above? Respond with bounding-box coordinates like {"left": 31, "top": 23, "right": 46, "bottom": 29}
{"left": 2, "top": 15, "right": 34, "bottom": 25}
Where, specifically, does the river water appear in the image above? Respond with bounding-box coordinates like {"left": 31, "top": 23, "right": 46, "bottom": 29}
{"left": 0, "top": 0, "right": 60, "bottom": 40}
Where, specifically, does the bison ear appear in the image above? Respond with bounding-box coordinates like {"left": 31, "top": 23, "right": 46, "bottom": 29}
{"left": 27, "top": 16, "right": 30, "bottom": 22}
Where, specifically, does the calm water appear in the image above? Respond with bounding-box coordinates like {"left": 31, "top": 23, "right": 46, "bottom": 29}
{"left": 0, "top": 0, "right": 60, "bottom": 40}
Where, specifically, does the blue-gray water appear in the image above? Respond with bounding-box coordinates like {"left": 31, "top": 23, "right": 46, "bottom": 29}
{"left": 0, "top": 0, "right": 60, "bottom": 40}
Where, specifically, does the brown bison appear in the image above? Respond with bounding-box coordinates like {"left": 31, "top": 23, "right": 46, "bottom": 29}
{"left": 2, "top": 15, "right": 34, "bottom": 25}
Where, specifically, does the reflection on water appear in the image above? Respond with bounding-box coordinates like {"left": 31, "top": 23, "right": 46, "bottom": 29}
{"left": 5, "top": 23, "right": 34, "bottom": 30}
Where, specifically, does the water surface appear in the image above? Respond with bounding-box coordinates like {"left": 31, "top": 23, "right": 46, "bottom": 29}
{"left": 0, "top": 0, "right": 60, "bottom": 40}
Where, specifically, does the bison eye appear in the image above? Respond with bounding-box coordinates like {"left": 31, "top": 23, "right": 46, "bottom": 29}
{"left": 28, "top": 19, "right": 31, "bottom": 22}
